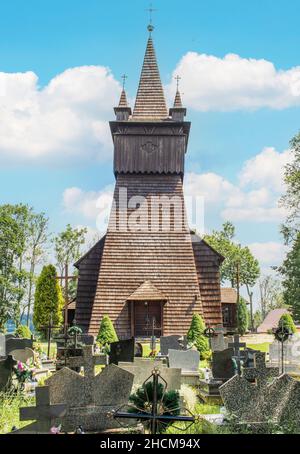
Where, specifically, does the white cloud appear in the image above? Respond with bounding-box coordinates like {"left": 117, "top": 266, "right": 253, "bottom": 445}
{"left": 184, "top": 146, "right": 289, "bottom": 223}
{"left": 248, "top": 242, "right": 287, "bottom": 266}
{"left": 0, "top": 66, "right": 121, "bottom": 165}
{"left": 63, "top": 185, "right": 114, "bottom": 232}
{"left": 167, "top": 52, "right": 300, "bottom": 111}
{"left": 239, "top": 147, "right": 292, "bottom": 192}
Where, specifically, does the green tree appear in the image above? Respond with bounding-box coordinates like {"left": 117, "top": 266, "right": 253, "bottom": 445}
{"left": 259, "top": 275, "right": 287, "bottom": 319}
{"left": 187, "top": 313, "right": 210, "bottom": 359}
{"left": 279, "top": 232, "right": 300, "bottom": 320}
{"left": 278, "top": 313, "right": 297, "bottom": 334}
{"left": 0, "top": 204, "right": 31, "bottom": 330}
{"left": 253, "top": 310, "right": 263, "bottom": 330}
{"left": 33, "top": 265, "right": 64, "bottom": 334}
{"left": 15, "top": 324, "right": 32, "bottom": 339}
{"left": 53, "top": 224, "right": 87, "bottom": 300}
{"left": 205, "top": 222, "right": 260, "bottom": 330}
{"left": 97, "top": 315, "right": 118, "bottom": 346}
{"left": 280, "top": 131, "right": 300, "bottom": 243}
{"left": 237, "top": 297, "right": 249, "bottom": 335}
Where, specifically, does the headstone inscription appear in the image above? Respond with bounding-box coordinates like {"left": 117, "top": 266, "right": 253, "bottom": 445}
{"left": 17, "top": 386, "right": 66, "bottom": 433}
{"left": 109, "top": 338, "right": 135, "bottom": 365}
{"left": 0, "top": 355, "right": 17, "bottom": 392}
{"left": 160, "top": 335, "right": 187, "bottom": 356}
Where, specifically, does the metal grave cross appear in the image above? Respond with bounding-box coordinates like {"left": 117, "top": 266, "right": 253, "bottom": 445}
{"left": 228, "top": 334, "right": 246, "bottom": 374}
{"left": 40, "top": 315, "right": 61, "bottom": 359}
{"left": 68, "top": 345, "right": 108, "bottom": 380}
{"left": 243, "top": 351, "right": 279, "bottom": 388}
{"left": 112, "top": 369, "right": 195, "bottom": 435}
{"left": 19, "top": 386, "right": 66, "bottom": 433}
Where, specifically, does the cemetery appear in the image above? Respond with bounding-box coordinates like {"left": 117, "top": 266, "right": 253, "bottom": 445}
{"left": 1, "top": 1, "right": 300, "bottom": 442}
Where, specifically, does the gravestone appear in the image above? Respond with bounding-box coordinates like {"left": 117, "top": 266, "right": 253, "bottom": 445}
{"left": 79, "top": 334, "right": 94, "bottom": 346}
{"left": 0, "top": 333, "right": 5, "bottom": 357}
{"left": 46, "top": 364, "right": 134, "bottom": 432}
{"left": 211, "top": 333, "right": 228, "bottom": 352}
{"left": 118, "top": 359, "right": 181, "bottom": 391}
{"left": 220, "top": 352, "right": 299, "bottom": 427}
{"left": 212, "top": 348, "right": 236, "bottom": 380}
{"left": 6, "top": 337, "right": 33, "bottom": 355}
{"left": 17, "top": 386, "right": 66, "bottom": 433}
{"left": 10, "top": 347, "right": 35, "bottom": 364}
{"left": 160, "top": 335, "right": 187, "bottom": 356}
{"left": 109, "top": 338, "right": 135, "bottom": 365}
{"left": 269, "top": 337, "right": 300, "bottom": 369}
{"left": 134, "top": 342, "right": 143, "bottom": 357}
{"left": 168, "top": 349, "right": 199, "bottom": 372}
{"left": 0, "top": 355, "right": 17, "bottom": 392}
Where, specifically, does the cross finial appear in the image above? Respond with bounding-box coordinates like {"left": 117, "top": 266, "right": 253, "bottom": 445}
{"left": 175, "top": 75, "right": 181, "bottom": 91}
{"left": 121, "top": 74, "right": 127, "bottom": 90}
{"left": 146, "top": 3, "right": 157, "bottom": 34}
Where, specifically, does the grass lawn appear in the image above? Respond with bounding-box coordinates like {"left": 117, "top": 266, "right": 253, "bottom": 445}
{"left": 246, "top": 342, "right": 271, "bottom": 353}
{"left": 0, "top": 392, "right": 35, "bottom": 434}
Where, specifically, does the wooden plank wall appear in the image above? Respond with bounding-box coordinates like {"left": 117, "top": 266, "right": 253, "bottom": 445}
{"left": 88, "top": 174, "right": 203, "bottom": 338}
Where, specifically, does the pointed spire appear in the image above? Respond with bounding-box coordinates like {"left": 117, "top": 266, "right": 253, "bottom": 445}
{"left": 173, "top": 89, "right": 183, "bottom": 108}
{"left": 132, "top": 34, "right": 168, "bottom": 120}
{"left": 118, "top": 89, "right": 128, "bottom": 108}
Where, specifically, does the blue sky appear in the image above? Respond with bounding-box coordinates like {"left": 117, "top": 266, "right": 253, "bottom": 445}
{"left": 0, "top": 0, "right": 300, "bottom": 277}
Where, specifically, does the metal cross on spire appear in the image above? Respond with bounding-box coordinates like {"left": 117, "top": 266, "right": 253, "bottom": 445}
{"left": 121, "top": 74, "right": 127, "bottom": 90}
{"left": 175, "top": 75, "right": 181, "bottom": 90}
{"left": 146, "top": 3, "right": 157, "bottom": 34}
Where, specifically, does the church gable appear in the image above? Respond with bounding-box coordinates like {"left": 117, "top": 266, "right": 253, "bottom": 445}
{"left": 192, "top": 235, "right": 224, "bottom": 326}
{"left": 75, "top": 236, "right": 106, "bottom": 332}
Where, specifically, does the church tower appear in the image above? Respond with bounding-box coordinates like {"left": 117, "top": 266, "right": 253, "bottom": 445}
{"left": 74, "top": 25, "right": 223, "bottom": 338}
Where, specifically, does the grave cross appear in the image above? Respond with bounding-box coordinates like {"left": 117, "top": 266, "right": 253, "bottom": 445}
{"left": 243, "top": 352, "right": 279, "bottom": 388}
{"left": 19, "top": 386, "right": 66, "bottom": 433}
{"left": 112, "top": 369, "right": 195, "bottom": 434}
{"left": 228, "top": 334, "right": 246, "bottom": 375}
{"left": 40, "top": 315, "right": 61, "bottom": 359}
{"left": 68, "top": 345, "right": 108, "bottom": 380}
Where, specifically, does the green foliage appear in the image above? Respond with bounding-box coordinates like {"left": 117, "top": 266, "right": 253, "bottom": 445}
{"left": 33, "top": 265, "right": 64, "bottom": 334}
{"left": 0, "top": 391, "right": 35, "bottom": 434}
{"left": 53, "top": 224, "right": 87, "bottom": 299}
{"left": 278, "top": 313, "right": 297, "bottom": 334}
{"left": 204, "top": 222, "right": 260, "bottom": 288}
{"left": 279, "top": 232, "right": 300, "bottom": 320}
{"left": 253, "top": 310, "right": 263, "bottom": 330}
{"left": 187, "top": 313, "right": 210, "bottom": 359}
{"left": 237, "top": 297, "right": 249, "bottom": 335}
{"left": 129, "top": 381, "right": 180, "bottom": 433}
{"left": 96, "top": 315, "right": 118, "bottom": 346}
{"left": 280, "top": 131, "right": 300, "bottom": 243}
{"left": 14, "top": 324, "right": 32, "bottom": 339}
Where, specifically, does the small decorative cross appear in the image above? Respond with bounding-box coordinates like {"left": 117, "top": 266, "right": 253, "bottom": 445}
{"left": 121, "top": 74, "right": 127, "bottom": 90}
{"left": 19, "top": 386, "right": 66, "bottom": 433}
{"left": 228, "top": 334, "right": 246, "bottom": 375}
{"left": 40, "top": 314, "right": 61, "bottom": 359}
{"left": 68, "top": 345, "right": 108, "bottom": 380}
{"left": 112, "top": 369, "right": 195, "bottom": 434}
{"left": 175, "top": 75, "right": 181, "bottom": 90}
{"left": 243, "top": 352, "right": 279, "bottom": 388}
{"left": 146, "top": 3, "right": 157, "bottom": 25}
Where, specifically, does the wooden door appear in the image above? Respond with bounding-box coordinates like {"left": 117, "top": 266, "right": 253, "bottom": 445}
{"left": 133, "top": 301, "right": 162, "bottom": 337}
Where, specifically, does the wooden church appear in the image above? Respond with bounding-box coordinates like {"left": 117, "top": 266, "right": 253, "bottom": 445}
{"left": 74, "top": 25, "right": 224, "bottom": 339}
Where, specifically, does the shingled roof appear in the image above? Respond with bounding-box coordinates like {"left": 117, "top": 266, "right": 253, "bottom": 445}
{"left": 128, "top": 280, "right": 167, "bottom": 301}
{"left": 132, "top": 36, "right": 168, "bottom": 120}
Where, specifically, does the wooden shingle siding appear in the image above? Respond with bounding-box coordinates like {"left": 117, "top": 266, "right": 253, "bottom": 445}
{"left": 74, "top": 237, "right": 105, "bottom": 332}
{"left": 192, "top": 237, "right": 224, "bottom": 327}
{"left": 87, "top": 174, "right": 202, "bottom": 338}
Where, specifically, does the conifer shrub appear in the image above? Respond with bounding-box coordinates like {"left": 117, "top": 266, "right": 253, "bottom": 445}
{"left": 96, "top": 315, "right": 118, "bottom": 346}
{"left": 187, "top": 313, "right": 210, "bottom": 359}
{"left": 237, "top": 297, "right": 249, "bottom": 335}
{"left": 14, "top": 325, "right": 32, "bottom": 339}
{"left": 278, "top": 313, "right": 297, "bottom": 334}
